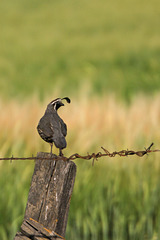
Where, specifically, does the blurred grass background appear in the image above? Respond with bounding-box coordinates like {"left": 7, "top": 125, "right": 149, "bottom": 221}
{"left": 0, "top": 0, "right": 160, "bottom": 239}
{"left": 0, "top": 0, "right": 160, "bottom": 100}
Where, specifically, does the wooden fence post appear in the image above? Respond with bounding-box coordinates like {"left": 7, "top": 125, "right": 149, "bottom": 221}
{"left": 14, "top": 152, "right": 77, "bottom": 240}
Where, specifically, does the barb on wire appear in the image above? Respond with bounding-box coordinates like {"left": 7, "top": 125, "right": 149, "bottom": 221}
{"left": 0, "top": 143, "right": 160, "bottom": 165}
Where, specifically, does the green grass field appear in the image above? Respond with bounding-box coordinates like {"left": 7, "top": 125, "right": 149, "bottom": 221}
{"left": 0, "top": 0, "right": 160, "bottom": 239}
{"left": 0, "top": 0, "right": 160, "bottom": 100}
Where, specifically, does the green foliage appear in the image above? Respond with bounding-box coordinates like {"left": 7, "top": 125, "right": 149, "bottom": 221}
{"left": 0, "top": 161, "right": 34, "bottom": 240}
{"left": 1, "top": 157, "right": 160, "bottom": 240}
{"left": 0, "top": 0, "right": 160, "bottom": 100}
{"left": 66, "top": 158, "right": 160, "bottom": 240}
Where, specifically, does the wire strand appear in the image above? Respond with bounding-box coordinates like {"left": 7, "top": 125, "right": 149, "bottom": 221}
{"left": 0, "top": 143, "right": 159, "bottom": 165}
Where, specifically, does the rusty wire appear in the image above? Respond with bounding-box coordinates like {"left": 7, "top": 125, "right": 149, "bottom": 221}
{"left": 0, "top": 143, "right": 160, "bottom": 165}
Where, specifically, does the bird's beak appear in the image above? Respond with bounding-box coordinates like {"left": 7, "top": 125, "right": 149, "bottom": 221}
{"left": 61, "top": 97, "right": 71, "bottom": 104}
{"left": 59, "top": 101, "right": 64, "bottom": 107}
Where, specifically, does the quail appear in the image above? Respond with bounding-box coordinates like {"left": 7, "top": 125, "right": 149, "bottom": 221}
{"left": 37, "top": 97, "right": 71, "bottom": 156}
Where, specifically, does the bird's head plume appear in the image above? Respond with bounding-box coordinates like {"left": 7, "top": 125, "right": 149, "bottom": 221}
{"left": 47, "top": 97, "right": 71, "bottom": 111}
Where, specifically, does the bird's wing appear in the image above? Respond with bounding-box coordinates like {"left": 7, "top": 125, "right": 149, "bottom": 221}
{"left": 52, "top": 113, "right": 67, "bottom": 137}
{"left": 37, "top": 117, "right": 54, "bottom": 142}
{"left": 59, "top": 118, "right": 67, "bottom": 137}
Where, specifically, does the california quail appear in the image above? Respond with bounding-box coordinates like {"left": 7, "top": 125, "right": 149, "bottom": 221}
{"left": 37, "top": 97, "right": 71, "bottom": 156}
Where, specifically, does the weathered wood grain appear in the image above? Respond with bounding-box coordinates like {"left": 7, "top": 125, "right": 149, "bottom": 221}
{"left": 20, "top": 218, "right": 64, "bottom": 240}
{"left": 14, "top": 152, "right": 77, "bottom": 239}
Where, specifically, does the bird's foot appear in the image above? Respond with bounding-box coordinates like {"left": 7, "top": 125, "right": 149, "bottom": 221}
{"left": 59, "top": 149, "right": 64, "bottom": 157}
{"left": 49, "top": 143, "right": 53, "bottom": 157}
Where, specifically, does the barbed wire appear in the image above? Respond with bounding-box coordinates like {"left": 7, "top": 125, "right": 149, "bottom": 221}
{"left": 0, "top": 143, "right": 160, "bottom": 165}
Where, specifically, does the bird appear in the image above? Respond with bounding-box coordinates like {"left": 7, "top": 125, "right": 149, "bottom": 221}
{"left": 37, "top": 97, "right": 71, "bottom": 156}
